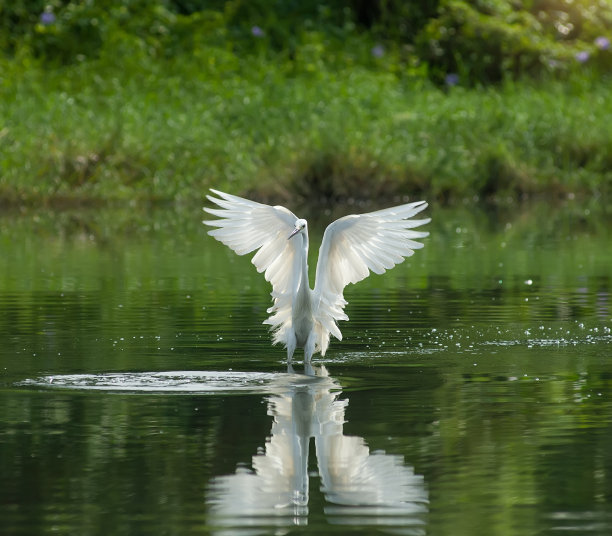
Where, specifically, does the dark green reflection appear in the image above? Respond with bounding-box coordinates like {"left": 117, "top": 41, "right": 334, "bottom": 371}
{"left": 0, "top": 202, "right": 611, "bottom": 535}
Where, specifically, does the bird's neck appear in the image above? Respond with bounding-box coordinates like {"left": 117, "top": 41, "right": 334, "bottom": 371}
{"left": 295, "top": 232, "right": 310, "bottom": 296}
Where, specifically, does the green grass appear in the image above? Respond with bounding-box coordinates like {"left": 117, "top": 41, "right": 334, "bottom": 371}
{"left": 1, "top": 55, "right": 611, "bottom": 207}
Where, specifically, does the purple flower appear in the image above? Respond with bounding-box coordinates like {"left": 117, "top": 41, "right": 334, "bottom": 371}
{"left": 575, "top": 51, "right": 590, "bottom": 63}
{"left": 444, "top": 73, "right": 460, "bottom": 86}
{"left": 251, "top": 26, "right": 264, "bottom": 38}
{"left": 371, "top": 44, "right": 385, "bottom": 58}
{"left": 40, "top": 11, "right": 55, "bottom": 25}
{"left": 594, "top": 36, "right": 610, "bottom": 50}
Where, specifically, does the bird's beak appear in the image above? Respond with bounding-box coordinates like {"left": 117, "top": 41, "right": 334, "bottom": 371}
{"left": 288, "top": 227, "right": 300, "bottom": 240}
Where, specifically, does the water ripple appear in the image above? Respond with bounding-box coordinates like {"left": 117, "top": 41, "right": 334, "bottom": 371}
{"left": 16, "top": 370, "right": 306, "bottom": 394}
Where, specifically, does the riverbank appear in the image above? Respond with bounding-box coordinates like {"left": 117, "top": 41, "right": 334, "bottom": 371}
{"left": 1, "top": 57, "right": 610, "bottom": 208}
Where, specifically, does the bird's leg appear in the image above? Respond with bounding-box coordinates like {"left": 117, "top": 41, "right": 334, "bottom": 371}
{"left": 303, "top": 331, "right": 316, "bottom": 363}
{"left": 286, "top": 332, "right": 297, "bottom": 363}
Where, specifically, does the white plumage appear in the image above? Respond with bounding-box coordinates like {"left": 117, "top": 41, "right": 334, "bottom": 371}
{"left": 203, "top": 189, "right": 430, "bottom": 362}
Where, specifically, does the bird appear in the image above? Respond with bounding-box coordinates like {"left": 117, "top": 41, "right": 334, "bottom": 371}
{"left": 203, "top": 189, "right": 430, "bottom": 363}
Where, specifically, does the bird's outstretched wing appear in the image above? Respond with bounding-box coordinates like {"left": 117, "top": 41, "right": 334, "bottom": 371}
{"left": 203, "top": 189, "right": 299, "bottom": 298}
{"left": 313, "top": 202, "right": 430, "bottom": 354}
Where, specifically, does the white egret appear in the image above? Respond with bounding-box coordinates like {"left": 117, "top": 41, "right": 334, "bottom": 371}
{"left": 203, "top": 189, "right": 430, "bottom": 362}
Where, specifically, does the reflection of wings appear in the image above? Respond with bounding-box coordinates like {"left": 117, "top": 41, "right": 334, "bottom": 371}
{"left": 316, "top": 434, "right": 427, "bottom": 510}
{"left": 312, "top": 371, "right": 428, "bottom": 519}
{"left": 208, "top": 373, "right": 325, "bottom": 531}
{"left": 207, "top": 368, "right": 428, "bottom": 533}
{"left": 208, "top": 403, "right": 308, "bottom": 534}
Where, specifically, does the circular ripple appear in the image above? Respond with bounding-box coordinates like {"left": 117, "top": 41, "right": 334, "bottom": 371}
{"left": 17, "top": 371, "right": 295, "bottom": 394}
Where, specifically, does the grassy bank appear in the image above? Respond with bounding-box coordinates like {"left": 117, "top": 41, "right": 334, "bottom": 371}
{"left": 1, "top": 56, "right": 611, "bottom": 207}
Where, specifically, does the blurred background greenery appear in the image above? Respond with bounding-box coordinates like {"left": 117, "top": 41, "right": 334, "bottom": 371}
{"left": 1, "top": 0, "right": 611, "bottom": 206}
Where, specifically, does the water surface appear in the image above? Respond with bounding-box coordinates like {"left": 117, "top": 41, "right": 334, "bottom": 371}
{"left": 1, "top": 201, "right": 611, "bottom": 535}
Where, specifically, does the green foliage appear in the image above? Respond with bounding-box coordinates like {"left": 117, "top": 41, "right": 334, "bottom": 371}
{"left": 2, "top": 0, "right": 611, "bottom": 83}
{"left": 416, "top": 0, "right": 612, "bottom": 84}
{"left": 1, "top": 54, "right": 610, "bottom": 207}
{"left": 0, "top": 0, "right": 611, "bottom": 207}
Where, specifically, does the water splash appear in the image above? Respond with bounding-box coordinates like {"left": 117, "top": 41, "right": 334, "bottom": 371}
{"left": 17, "top": 370, "right": 298, "bottom": 394}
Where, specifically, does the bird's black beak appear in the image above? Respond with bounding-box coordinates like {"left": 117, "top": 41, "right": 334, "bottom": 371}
{"left": 288, "top": 227, "right": 300, "bottom": 239}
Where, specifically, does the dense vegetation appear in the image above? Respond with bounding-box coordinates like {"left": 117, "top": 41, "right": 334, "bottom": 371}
{"left": 1, "top": 0, "right": 611, "bottom": 206}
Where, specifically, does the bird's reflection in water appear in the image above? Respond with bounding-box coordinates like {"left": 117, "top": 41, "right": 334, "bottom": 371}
{"left": 208, "top": 365, "right": 428, "bottom": 535}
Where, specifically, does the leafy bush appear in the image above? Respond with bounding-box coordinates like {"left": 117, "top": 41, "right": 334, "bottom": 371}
{"left": 2, "top": 0, "right": 610, "bottom": 84}
{"left": 416, "top": 0, "right": 612, "bottom": 85}
{"left": 1, "top": 0, "right": 174, "bottom": 62}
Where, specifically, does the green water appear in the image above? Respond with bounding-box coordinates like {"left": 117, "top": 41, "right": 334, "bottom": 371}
{"left": 1, "top": 201, "right": 611, "bottom": 536}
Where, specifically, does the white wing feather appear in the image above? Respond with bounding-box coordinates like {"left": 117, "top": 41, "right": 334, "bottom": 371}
{"left": 313, "top": 202, "right": 430, "bottom": 355}
{"left": 203, "top": 190, "right": 300, "bottom": 343}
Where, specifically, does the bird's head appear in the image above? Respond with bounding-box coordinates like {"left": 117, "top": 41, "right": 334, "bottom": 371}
{"left": 288, "top": 219, "right": 307, "bottom": 239}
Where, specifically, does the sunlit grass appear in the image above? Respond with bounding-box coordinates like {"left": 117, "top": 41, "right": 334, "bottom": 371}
{"left": 1, "top": 56, "right": 610, "bottom": 206}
